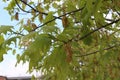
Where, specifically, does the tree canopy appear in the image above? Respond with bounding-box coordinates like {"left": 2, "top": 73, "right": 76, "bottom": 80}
{"left": 0, "top": 0, "right": 120, "bottom": 80}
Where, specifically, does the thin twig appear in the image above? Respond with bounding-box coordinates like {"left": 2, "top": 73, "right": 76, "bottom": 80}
{"left": 75, "top": 44, "right": 120, "bottom": 57}
{"left": 68, "top": 18, "right": 120, "bottom": 42}
{"left": 79, "top": 18, "right": 120, "bottom": 40}
{"left": 20, "top": 0, "right": 61, "bottom": 19}
{"left": 15, "top": 0, "right": 31, "bottom": 13}
{"left": 12, "top": 31, "right": 25, "bottom": 36}
{"left": 33, "top": 7, "right": 85, "bottom": 31}
{"left": 91, "top": 18, "right": 115, "bottom": 22}
{"left": 20, "top": 0, "right": 47, "bottom": 15}
{"left": 16, "top": 0, "right": 84, "bottom": 31}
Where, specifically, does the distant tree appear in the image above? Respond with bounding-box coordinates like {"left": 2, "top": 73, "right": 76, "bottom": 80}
{"left": 0, "top": 0, "right": 120, "bottom": 80}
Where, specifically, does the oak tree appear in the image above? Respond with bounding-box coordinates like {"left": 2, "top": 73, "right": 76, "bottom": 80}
{"left": 0, "top": 0, "right": 120, "bottom": 80}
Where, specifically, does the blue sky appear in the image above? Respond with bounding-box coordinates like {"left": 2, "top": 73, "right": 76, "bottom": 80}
{"left": 0, "top": 1, "right": 36, "bottom": 77}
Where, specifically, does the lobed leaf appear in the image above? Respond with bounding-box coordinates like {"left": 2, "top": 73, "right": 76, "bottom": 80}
{"left": 0, "top": 25, "right": 13, "bottom": 34}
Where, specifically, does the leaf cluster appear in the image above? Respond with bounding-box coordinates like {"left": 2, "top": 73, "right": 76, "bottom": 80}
{"left": 1, "top": 0, "right": 120, "bottom": 80}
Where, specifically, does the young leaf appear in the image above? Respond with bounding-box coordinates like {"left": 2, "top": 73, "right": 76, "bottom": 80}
{"left": 0, "top": 25, "right": 13, "bottom": 34}
{"left": 43, "top": 12, "right": 56, "bottom": 26}
{"left": 0, "top": 44, "right": 6, "bottom": 62}
{"left": 4, "top": 36, "right": 20, "bottom": 45}
{"left": 0, "top": 35, "right": 4, "bottom": 45}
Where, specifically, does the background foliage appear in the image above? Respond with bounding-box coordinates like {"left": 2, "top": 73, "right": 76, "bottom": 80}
{"left": 0, "top": 0, "right": 120, "bottom": 80}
